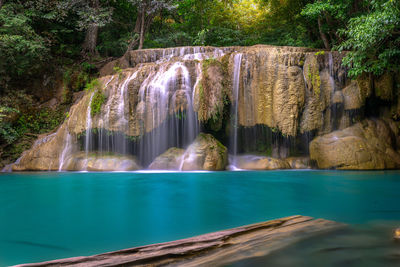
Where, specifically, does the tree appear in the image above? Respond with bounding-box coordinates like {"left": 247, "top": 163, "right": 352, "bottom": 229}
{"left": 57, "top": 0, "right": 113, "bottom": 56}
{"left": 82, "top": 0, "right": 101, "bottom": 55}
{"left": 0, "top": 3, "right": 49, "bottom": 89}
{"left": 339, "top": 0, "right": 400, "bottom": 77}
{"left": 127, "top": 0, "right": 177, "bottom": 50}
{"left": 301, "top": 0, "right": 353, "bottom": 49}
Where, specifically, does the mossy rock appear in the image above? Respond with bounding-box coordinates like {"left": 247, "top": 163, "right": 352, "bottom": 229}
{"left": 181, "top": 133, "right": 228, "bottom": 171}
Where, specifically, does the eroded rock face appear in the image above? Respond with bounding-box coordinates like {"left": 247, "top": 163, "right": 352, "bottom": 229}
{"left": 12, "top": 125, "right": 75, "bottom": 171}
{"left": 65, "top": 152, "right": 141, "bottom": 171}
{"left": 310, "top": 119, "right": 400, "bottom": 169}
{"left": 10, "top": 45, "right": 399, "bottom": 171}
{"left": 148, "top": 147, "right": 185, "bottom": 170}
{"left": 181, "top": 133, "right": 228, "bottom": 171}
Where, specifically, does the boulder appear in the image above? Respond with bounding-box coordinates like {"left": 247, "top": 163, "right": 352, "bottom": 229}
{"left": 65, "top": 152, "right": 141, "bottom": 171}
{"left": 12, "top": 125, "right": 72, "bottom": 171}
{"left": 310, "top": 119, "right": 400, "bottom": 169}
{"left": 181, "top": 133, "right": 228, "bottom": 171}
{"left": 148, "top": 147, "right": 185, "bottom": 170}
{"left": 233, "top": 155, "right": 290, "bottom": 170}
{"left": 285, "top": 157, "right": 312, "bottom": 169}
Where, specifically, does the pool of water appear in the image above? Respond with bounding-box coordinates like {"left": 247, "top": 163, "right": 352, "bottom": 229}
{"left": 0, "top": 170, "right": 399, "bottom": 266}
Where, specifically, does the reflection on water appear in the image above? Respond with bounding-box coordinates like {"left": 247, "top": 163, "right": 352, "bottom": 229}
{"left": 230, "top": 221, "right": 400, "bottom": 267}
{"left": 0, "top": 170, "right": 399, "bottom": 266}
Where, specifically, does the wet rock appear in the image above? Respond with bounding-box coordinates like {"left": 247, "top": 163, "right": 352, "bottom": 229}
{"left": 193, "top": 57, "right": 227, "bottom": 130}
{"left": 12, "top": 125, "right": 72, "bottom": 171}
{"left": 65, "top": 152, "right": 141, "bottom": 171}
{"left": 234, "top": 155, "right": 290, "bottom": 170}
{"left": 310, "top": 119, "right": 400, "bottom": 169}
{"left": 181, "top": 133, "right": 228, "bottom": 171}
{"left": 374, "top": 73, "right": 393, "bottom": 101}
{"left": 342, "top": 81, "right": 364, "bottom": 110}
{"left": 237, "top": 46, "right": 307, "bottom": 136}
{"left": 332, "top": 91, "right": 344, "bottom": 105}
{"left": 285, "top": 157, "right": 312, "bottom": 169}
{"left": 148, "top": 148, "right": 185, "bottom": 170}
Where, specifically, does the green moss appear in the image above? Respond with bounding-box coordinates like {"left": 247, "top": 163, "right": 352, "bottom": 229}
{"left": 308, "top": 64, "right": 321, "bottom": 97}
{"left": 85, "top": 79, "right": 101, "bottom": 92}
{"left": 315, "top": 51, "right": 325, "bottom": 56}
{"left": 90, "top": 90, "right": 106, "bottom": 117}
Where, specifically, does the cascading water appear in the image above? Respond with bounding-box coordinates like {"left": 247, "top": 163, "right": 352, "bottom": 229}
{"left": 79, "top": 49, "right": 212, "bottom": 168}
{"left": 137, "top": 61, "right": 200, "bottom": 165}
{"left": 229, "top": 53, "right": 243, "bottom": 169}
{"left": 83, "top": 92, "right": 95, "bottom": 170}
{"left": 59, "top": 130, "right": 72, "bottom": 171}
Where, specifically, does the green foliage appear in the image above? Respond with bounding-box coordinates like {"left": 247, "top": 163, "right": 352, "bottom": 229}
{"left": 0, "top": 3, "right": 49, "bottom": 88}
{"left": 85, "top": 79, "right": 101, "bottom": 92}
{"left": 90, "top": 90, "right": 106, "bottom": 117}
{"left": 113, "top": 66, "right": 122, "bottom": 74}
{"left": 338, "top": 0, "right": 400, "bottom": 77}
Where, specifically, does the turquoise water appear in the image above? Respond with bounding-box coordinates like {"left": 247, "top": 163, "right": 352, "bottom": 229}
{"left": 0, "top": 170, "right": 399, "bottom": 266}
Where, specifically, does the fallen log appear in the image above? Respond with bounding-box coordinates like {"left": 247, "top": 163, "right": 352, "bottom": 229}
{"left": 15, "top": 215, "right": 344, "bottom": 267}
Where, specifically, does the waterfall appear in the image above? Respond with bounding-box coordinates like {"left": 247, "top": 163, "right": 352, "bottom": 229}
{"left": 229, "top": 53, "right": 243, "bottom": 168}
{"left": 59, "top": 130, "right": 72, "bottom": 171}
{"left": 83, "top": 92, "right": 95, "bottom": 170}
{"left": 137, "top": 61, "right": 200, "bottom": 165}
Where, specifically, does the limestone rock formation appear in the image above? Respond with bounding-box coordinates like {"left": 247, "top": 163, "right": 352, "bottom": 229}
{"left": 193, "top": 57, "right": 229, "bottom": 131}
{"left": 233, "top": 155, "right": 311, "bottom": 170}
{"left": 65, "top": 152, "right": 141, "bottom": 171}
{"left": 12, "top": 125, "right": 74, "bottom": 171}
{"left": 374, "top": 73, "right": 393, "bottom": 101}
{"left": 310, "top": 119, "right": 400, "bottom": 169}
{"left": 10, "top": 45, "right": 399, "bottom": 171}
{"left": 148, "top": 148, "right": 185, "bottom": 170}
{"left": 342, "top": 81, "right": 364, "bottom": 110}
{"left": 181, "top": 133, "right": 228, "bottom": 171}
{"left": 234, "top": 155, "right": 290, "bottom": 170}
{"left": 236, "top": 46, "right": 308, "bottom": 136}
{"left": 286, "top": 157, "right": 312, "bottom": 169}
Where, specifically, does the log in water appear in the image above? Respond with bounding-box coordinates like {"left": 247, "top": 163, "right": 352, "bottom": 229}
{"left": 15, "top": 215, "right": 343, "bottom": 267}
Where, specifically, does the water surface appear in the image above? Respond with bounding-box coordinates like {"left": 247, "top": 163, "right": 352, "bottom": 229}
{"left": 0, "top": 170, "right": 399, "bottom": 266}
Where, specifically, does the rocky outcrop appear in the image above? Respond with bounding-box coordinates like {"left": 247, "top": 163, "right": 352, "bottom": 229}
{"left": 181, "top": 133, "right": 228, "bottom": 171}
{"left": 193, "top": 57, "right": 229, "bottom": 131}
{"left": 148, "top": 147, "right": 184, "bottom": 170}
{"left": 310, "top": 119, "right": 400, "bottom": 169}
{"left": 10, "top": 45, "right": 400, "bottom": 171}
{"left": 64, "top": 152, "right": 141, "bottom": 171}
{"left": 286, "top": 157, "right": 312, "bottom": 169}
{"left": 233, "top": 155, "right": 311, "bottom": 170}
{"left": 12, "top": 125, "right": 73, "bottom": 171}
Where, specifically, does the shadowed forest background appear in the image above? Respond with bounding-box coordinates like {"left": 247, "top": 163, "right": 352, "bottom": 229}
{"left": 0, "top": 0, "right": 399, "bottom": 168}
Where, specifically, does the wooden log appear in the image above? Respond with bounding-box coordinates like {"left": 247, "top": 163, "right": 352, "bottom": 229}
{"left": 15, "top": 215, "right": 344, "bottom": 267}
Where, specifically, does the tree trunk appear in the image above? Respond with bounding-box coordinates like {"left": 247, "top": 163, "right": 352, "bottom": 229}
{"left": 82, "top": 0, "right": 100, "bottom": 56}
{"left": 138, "top": 6, "right": 145, "bottom": 50}
{"left": 0, "top": 0, "right": 4, "bottom": 9}
{"left": 124, "top": 35, "right": 139, "bottom": 56}
{"left": 318, "top": 17, "right": 331, "bottom": 50}
{"left": 83, "top": 25, "right": 99, "bottom": 55}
